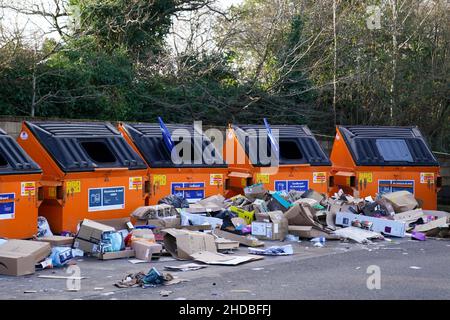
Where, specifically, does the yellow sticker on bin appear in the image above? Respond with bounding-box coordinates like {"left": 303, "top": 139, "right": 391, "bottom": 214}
{"left": 255, "top": 173, "right": 270, "bottom": 184}
{"left": 129, "top": 177, "right": 143, "bottom": 190}
{"left": 420, "top": 172, "right": 434, "bottom": 184}
{"left": 21, "top": 182, "right": 36, "bottom": 196}
{"left": 313, "top": 172, "right": 326, "bottom": 184}
{"left": 153, "top": 175, "right": 167, "bottom": 186}
{"left": 66, "top": 180, "right": 81, "bottom": 193}
{"left": 358, "top": 172, "right": 373, "bottom": 183}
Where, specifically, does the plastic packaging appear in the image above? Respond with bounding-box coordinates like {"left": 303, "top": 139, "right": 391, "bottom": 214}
{"left": 143, "top": 267, "right": 165, "bottom": 286}
{"left": 411, "top": 231, "right": 426, "bottom": 241}
{"left": 248, "top": 245, "right": 294, "bottom": 256}
{"left": 285, "top": 234, "right": 300, "bottom": 242}
{"left": 102, "top": 232, "right": 124, "bottom": 252}
{"left": 311, "top": 237, "right": 326, "bottom": 247}
{"left": 180, "top": 210, "right": 223, "bottom": 230}
{"left": 37, "top": 216, "right": 53, "bottom": 238}
{"left": 50, "top": 247, "right": 74, "bottom": 267}
{"left": 158, "top": 195, "right": 189, "bottom": 209}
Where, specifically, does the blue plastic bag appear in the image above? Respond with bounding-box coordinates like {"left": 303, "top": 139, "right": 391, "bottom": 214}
{"left": 102, "top": 232, "right": 124, "bottom": 252}
{"left": 50, "top": 247, "right": 73, "bottom": 267}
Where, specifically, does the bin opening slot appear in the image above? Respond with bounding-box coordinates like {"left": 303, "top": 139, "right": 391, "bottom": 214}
{"left": 80, "top": 141, "right": 117, "bottom": 164}
{"left": 279, "top": 139, "right": 303, "bottom": 161}
{"left": 437, "top": 176, "right": 442, "bottom": 188}
{"left": 329, "top": 176, "right": 335, "bottom": 187}
{"left": 174, "top": 138, "right": 203, "bottom": 163}
{"left": 38, "top": 187, "right": 44, "bottom": 201}
{"left": 0, "top": 153, "right": 7, "bottom": 167}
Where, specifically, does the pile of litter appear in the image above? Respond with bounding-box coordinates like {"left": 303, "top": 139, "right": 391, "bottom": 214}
{"left": 0, "top": 185, "right": 448, "bottom": 291}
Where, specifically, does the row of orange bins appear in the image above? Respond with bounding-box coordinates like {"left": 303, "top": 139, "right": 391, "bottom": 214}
{"left": 0, "top": 120, "right": 441, "bottom": 239}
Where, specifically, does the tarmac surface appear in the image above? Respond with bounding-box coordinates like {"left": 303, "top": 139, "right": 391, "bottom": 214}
{"left": 1, "top": 237, "right": 449, "bottom": 300}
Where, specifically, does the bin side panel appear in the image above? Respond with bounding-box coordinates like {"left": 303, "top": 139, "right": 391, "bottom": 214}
{"left": 0, "top": 174, "right": 41, "bottom": 239}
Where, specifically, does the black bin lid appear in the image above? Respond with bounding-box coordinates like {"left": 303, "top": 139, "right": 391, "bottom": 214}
{"left": 338, "top": 125, "right": 439, "bottom": 166}
{"left": 121, "top": 123, "right": 227, "bottom": 168}
{"left": 25, "top": 121, "right": 147, "bottom": 172}
{"left": 0, "top": 128, "right": 42, "bottom": 175}
{"left": 233, "top": 124, "right": 331, "bottom": 167}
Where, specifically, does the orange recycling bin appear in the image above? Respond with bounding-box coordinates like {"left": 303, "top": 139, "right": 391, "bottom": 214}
{"left": 0, "top": 128, "right": 42, "bottom": 239}
{"left": 118, "top": 122, "right": 230, "bottom": 205}
{"left": 330, "top": 126, "right": 441, "bottom": 209}
{"left": 225, "top": 124, "right": 332, "bottom": 195}
{"left": 17, "top": 121, "right": 149, "bottom": 234}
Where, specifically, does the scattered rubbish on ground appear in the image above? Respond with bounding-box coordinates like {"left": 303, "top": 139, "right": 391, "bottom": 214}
{"left": 0, "top": 182, "right": 448, "bottom": 292}
{"left": 409, "top": 266, "right": 422, "bottom": 270}
{"left": 164, "top": 263, "right": 207, "bottom": 272}
{"left": 115, "top": 267, "right": 188, "bottom": 288}
{"left": 284, "top": 234, "right": 300, "bottom": 242}
{"left": 332, "top": 227, "right": 384, "bottom": 244}
{"left": 248, "top": 245, "right": 294, "bottom": 256}
{"left": 191, "top": 251, "right": 263, "bottom": 265}
{"left": 128, "top": 259, "right": 148, "bottom": 264}
{"left": 38, "top": 275, "right": 86, "bottom": 280}
{"left": 160, "top": 290, "right": 173, "bottom": 297}
{"left": 311, "top": 237, "right": 326, "bottom": 248}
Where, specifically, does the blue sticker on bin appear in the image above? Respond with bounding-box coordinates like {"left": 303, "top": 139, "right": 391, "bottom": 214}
{"left": 88, "top": 187, "right": 125, "bottom": 212}
{"left": 171, "top": 182, "right": 205, "bottom": 203}
{"left": 274, "top": 180, "right": 309, "bottom": 192}
{"left": 378, "top": 180, "right": 414, "bottom": 195}
{"left": 0, "top": 193, "right": 15, "bottom": 220}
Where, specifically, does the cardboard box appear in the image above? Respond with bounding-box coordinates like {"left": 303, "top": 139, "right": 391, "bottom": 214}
{"left": 95, "top": 218, "right": 134, "bottom": 231}
{"left": 74, "top": 219, "right": 115, "bottom": 253}
{"left": 381, "top": 191, "right": 419, "bottom": 213}
{"left": 0, "top": 240, "right": 51, "bottom": 276}
{"left": 270, "top": 192, "right": 293, "bottom": 210}
{"left": 414, "top": 217, "right": 448, "bottom": 234}
{"left": 132, "top": 241, "right": 162, "bottom": 261}
{"left": 190, "top": 251, "right": 263, "bottom": 266}
{"left": 97, "top": 248, "right": 135, "bottom": 260}
{"left": 131, "top": 229, "right": 155, "bottom": 243}
{"left": 134, "top": 217, "right": 181, "bottom": 229}
{"left": 255, "top": 212, "right": 271, "bottom": 222}
{"left": 301, "top": 189, "right": 326, "bottom": 203}
{"left": 131, "top": 204, "right": 177, "bottom": 220}
{"left": 335, "top": 211, "right": 406, "bottom": 237}
{"left": 215, "top": 238, "right": 240, "bottom": 251}
{"left": 35, "top": 236, "right": 74, "bottom": 247}
{"left": 251, "top": 211, "right": 288, "bottom": 241}
{"left": 244, "top": 184, "right": 267, "bottom": 200}
{"left": 288, "top": 226, "right": 339, "bottom": 239}
{"left": 284, "top": 203, "right": 323, "bottom": 230}
{"left": 163, "top": 228, "right": 217, "bottom": 260}
{"left": 0, "top": 252, "right": 36, "bottom": 276}
{"left": 213, "top": 229, "right": 264, "bottom": 247}
{"left": 187, "top": 195, "right": 225, "bottom": 213}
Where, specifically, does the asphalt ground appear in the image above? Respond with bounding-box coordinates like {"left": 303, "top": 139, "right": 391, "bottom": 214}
{"left": 1, "top": 237, "right": 449, "bottom": 300}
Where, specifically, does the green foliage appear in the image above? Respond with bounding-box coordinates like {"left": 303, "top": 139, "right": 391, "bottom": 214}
{"left": 0, "top": 0, "right": 448, "bottom": 152}
{"left": 70, "top": 0, "right": 176, "bottom": 54}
